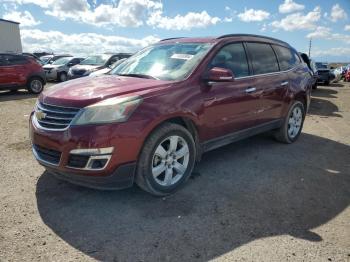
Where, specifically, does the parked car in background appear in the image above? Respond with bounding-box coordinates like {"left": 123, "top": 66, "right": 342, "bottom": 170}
{"left": 30, "top": 34, "right": 313, "bottom": 195}
{"left": 315, "top": 62, "right": 332, "bottom": 85}
{"left": 89, "top": 58, "right": 127, "bottom": 77}
{"left": 43, "top": 57, "right": 85, "bottom": 82}
{"left": 0, "top": 53, "right": 46, "bottom": 93}
{"left": 68, "top": 53, "right": 132, "bottom": 79}
{"left": 345, "top": 69, "right": 350, "bottom": 82}
{"left": 40, "top": 54, "right": 72, "bottom": 65}
{"left": 331, "top": 67, "right": 343, "bottom": 83}
{"left": 299, "top": 53, "right": 317, "bottom": 89}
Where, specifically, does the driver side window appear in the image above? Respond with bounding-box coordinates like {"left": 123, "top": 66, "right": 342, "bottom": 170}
{"left": 209, "top": 42, "right": 249, "bottom": 78}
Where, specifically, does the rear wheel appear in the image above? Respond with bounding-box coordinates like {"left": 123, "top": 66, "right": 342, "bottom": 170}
{"left": 275, "top": 101, "right": 305, "bottom": 144}
{"left": 27, "top": 77, "right": 44, "bottom": 94}
{"left": 136, "top": 123, "right": 196, "bottom": 196}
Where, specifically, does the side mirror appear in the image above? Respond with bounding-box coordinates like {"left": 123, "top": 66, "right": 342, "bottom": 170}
{"left": 204, "top": 67, "right": 235, "bottom": 83}
{"left": 67, "top": 62, "right": 74, "bottom": 67}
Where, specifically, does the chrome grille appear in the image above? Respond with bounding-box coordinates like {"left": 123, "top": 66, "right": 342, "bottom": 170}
{"left": 35, "top": 102, "right": 80, "bottom": 130}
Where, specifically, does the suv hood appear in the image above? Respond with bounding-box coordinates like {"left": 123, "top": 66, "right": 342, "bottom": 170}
{"left": 41, "top": 75, "right": 171, "bottom": 108}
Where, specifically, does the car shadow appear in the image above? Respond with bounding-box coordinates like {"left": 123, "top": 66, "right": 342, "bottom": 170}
{"left": 0, "top": 90, "right": 38, "bottom": 102}
{"left": 309, "top": 97, "right": 342, "bottom": 118}
{"left": 312, "top": 87, "right": 338, "bottom": 98}
{"left": 36, "top": 133, "right": 350, "bottom": 261}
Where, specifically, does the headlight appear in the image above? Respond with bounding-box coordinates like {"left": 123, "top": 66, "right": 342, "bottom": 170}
{"left": 83, "top": 68, "right": 98, "bottom": 76}
{"left": 71, "top": 96, "right": 142, "bottom": 125}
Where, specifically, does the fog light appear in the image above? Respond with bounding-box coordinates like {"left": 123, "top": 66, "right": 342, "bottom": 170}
{"left": 91, "top": 159, "right": 108, "bottom": 169}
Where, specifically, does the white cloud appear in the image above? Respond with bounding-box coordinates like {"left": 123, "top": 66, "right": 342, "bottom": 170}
{"left": 312, "top": 47, "right": 350, "bottom": 57}
{"left": 307, "top": 26, "right": 350, "bottom": 44}
{"left": 147, "top": 10, "right": 220, "bottom": 30}
{"left": 20, "top": 29, "right": 160, "bottom": 54}
{"left": 2, "top": 0, "right": 52, "bottom": 8}
{"left": 279, "top": 0, "right": 305, "bottom": 14}
{"left": 345, "top": 25, "right": 350, "bottom": 31}
{"left": 3, "top": 10, "right": 41, "bottom": 27}
{"left": 3, "top": 0, "right": 220, "bottom": 30}
{"left": 330, "top": 4, "right": 347, "bottom": 22}
{"left": 271, "top": 6, "right": 321, "bottom": 31}
{"left": 238, "top": 8, "right": 270, "bottom": 22}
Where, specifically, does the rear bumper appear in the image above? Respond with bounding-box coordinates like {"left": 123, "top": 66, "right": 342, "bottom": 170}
{"left": 45, "top": 162, "right": 136, "bottom": 190}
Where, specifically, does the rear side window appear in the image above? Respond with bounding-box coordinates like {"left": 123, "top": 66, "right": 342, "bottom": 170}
{"left": 7, "top": 55, "right": 28, "bottom": 65}
{"left": 273, "top": 45, "right": 299, "bottom": 71}
{"left": 209, "top": 42, "right": 249, "bottom": 78}
{"left": 0, "top": 56, "right": 7, "bottom": 66}
{"left": 246, "top": 42, "right": 279, "bottom": 75}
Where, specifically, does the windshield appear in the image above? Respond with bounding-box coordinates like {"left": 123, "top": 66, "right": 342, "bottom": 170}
{"left": 40, "top": 56, "right": 51, "bottom": 63}
{"left": 110, "top": 43, "right": 213, "bottom": 81}
{"left": 52, "top": 57, "right": 70, "bottom": 65}
{"left": 80, "top": 55, "right": 110, "bottom": 65}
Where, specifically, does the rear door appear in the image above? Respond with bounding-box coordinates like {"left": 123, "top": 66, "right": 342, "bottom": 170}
{"left": 245, "top": 42, "right": 289, "bottom": 124}
{"left": 200, "top": 42, "right": 262, "bottom": 139}
{"left": 6, "top": 55, "right": 29, "bottom": 86}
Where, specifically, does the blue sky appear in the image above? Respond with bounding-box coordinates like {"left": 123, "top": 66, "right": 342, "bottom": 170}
{"left": 1, "top": 0, "right": 350, "bottom": 62}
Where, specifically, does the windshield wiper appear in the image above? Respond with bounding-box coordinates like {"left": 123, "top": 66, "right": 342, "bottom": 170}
{"left": 118, "top": 73, "right": 158, "bottom": 80}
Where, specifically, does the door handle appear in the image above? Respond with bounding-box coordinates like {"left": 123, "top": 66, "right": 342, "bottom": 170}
{"left": 280, "top": 81, "right": 289, "bottom": 86}
{"left": 245, "top": 87, "right": 256, "bottom": 93}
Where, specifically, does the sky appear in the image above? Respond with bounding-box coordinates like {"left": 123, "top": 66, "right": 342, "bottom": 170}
{"left": 1, "top": 0, "right": 350, "bottom": 62}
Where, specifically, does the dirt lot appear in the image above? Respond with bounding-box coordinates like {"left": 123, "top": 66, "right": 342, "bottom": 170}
{"left": 0, "top": 82, "right": 349, "bottom": 262}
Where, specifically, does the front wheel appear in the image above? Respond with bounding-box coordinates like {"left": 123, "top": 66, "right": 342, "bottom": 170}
{"left": 27, "top": 77, "right": 44, "bottom": 94}
{"left": 58, "top": 72, "right": 67, "bottom": 82}
{"left": 275, "top": 101, "right": 305, "bottom": 144}
{"left": 136, "top": 123, "right": 196, "bottom": 196}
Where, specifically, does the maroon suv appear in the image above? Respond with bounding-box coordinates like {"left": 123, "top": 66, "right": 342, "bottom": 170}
{"left": 0, "top": 53, "right": 46, "bottom": 93}
{"left": 30, "top": 34, "right": 313, "bottom": 195}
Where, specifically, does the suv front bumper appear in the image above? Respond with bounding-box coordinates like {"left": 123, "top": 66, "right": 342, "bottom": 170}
{"left": 29, "top": 113, "right": 145, "bottom": 190}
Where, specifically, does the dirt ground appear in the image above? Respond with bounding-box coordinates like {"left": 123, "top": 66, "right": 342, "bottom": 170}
{"left": 0, "top": 81, "right": 349, "bottom": 262}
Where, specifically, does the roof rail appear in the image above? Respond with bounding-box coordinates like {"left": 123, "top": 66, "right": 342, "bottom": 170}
{"left": 160, "top": 37, "right": 186, "bottom": 42}
{"left": 217, "top": 34, "right": 289, "bottom": 45}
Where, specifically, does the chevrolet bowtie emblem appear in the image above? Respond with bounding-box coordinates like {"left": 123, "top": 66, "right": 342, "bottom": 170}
{"left": 35, "top": 110, "right": 46, "bottom": 120}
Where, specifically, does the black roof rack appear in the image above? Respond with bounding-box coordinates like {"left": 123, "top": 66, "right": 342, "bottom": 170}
{"left": 217, "top": 34, "right": 289, "bottom": 45}
{"left": 160, "top": 37, "right": 186, "bottom": 42}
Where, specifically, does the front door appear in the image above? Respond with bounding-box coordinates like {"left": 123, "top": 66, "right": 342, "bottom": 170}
{"left": 199, "top": 42, "right": 262, "bottom": 140}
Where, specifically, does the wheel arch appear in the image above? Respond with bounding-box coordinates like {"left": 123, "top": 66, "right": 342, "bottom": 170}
{"left": 142, "top": 115, "right": 202, "bottom": 162}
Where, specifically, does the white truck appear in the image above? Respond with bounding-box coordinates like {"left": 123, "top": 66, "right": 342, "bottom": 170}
{"left": 0, "top": 18, "right": 22, "bottom": 53}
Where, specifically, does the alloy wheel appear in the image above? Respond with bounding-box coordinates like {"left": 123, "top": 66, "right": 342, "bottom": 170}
{"left": 288, "top": 106, "right": 303, "bottom": 139}
{"left": 151, "top": 135, "right": 190, "bottom": 186}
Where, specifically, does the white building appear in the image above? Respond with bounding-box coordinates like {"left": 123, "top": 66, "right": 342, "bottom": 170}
{"left": 0, "top": 18, "right": 22, "bottom": 53}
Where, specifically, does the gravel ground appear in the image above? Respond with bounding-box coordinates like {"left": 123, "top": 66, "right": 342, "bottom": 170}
{"left": 0, "top": 81, "right": 349, "bottom": 262}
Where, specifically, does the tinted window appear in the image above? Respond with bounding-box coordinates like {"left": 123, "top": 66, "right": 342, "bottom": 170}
{"left": 0, "top": 56, "right": 7, "bottom": 66}
{"left": 246, "top": 43, "right": 279, "bottom": 75}
{"left": 7, "top": 55, "right": 28, "bottom": 65}
{"left": 273, "top": 45, "right": 298, "bottom": 71}
{"left": 209, "top": 42, "right": 249, "bottom": 78}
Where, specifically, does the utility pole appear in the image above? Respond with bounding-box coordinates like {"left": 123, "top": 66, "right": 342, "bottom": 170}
{"left": 308, "top": 38, "right": 312, "bottom": 58}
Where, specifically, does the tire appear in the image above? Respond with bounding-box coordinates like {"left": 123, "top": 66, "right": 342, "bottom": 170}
{"left": 325, "top": 80, "right": 330, "bottom": 86}
{"left": 312, "top": 83, "right": 317, "bottom": 90}
{"left": 27, "top": 77, "right": 44, "bottom": 94}
{"left": 274, "top": 101, "right": 305, "bottom": 144}
{"left": 135, "top": 122, "right": 196, "bottom": 196}
{"left": 58, "top": 72, "right": 67, "bottom": 82}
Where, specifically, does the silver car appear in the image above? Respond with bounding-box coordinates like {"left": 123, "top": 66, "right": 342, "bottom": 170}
{"left": 43, "top": 57, "right": 85, "bottom": 82}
